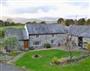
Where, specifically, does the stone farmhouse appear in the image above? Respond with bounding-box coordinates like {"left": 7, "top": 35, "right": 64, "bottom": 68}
{"left": 5, "top": 23, "right": 67, "bottom": 49}
{"left": 5, "top": 23, "right": 90, "bottom": 50}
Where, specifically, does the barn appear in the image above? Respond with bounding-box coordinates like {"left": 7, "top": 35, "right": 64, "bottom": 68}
{"left": 68, "top": 25, "right": 90, "bottom": 48}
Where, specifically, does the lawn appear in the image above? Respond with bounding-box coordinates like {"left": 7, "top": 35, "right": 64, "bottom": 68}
{"left": 15, "top": 49, "right": 90, "bottom": 71}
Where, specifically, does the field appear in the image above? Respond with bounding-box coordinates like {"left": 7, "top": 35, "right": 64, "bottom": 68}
{"left": 15, "top": 49, "right": 90, "bottom": 71}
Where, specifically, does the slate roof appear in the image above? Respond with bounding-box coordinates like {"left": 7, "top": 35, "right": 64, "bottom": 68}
{"left": 69, "top": 25, "right": 90, "bottom": 38}
{"left": 5, "top": 28, "right": 29, "bottom": 40}
{"left": 26, "top": 24, "right": 67, "bottom": 35}
{"left": 5, "top": 25, "right": 90, "bottom": 40}
{"left": 80, "top": 31, "right": 90, "bottom": 38}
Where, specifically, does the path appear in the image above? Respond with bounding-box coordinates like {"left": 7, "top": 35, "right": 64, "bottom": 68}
{"left": 0, "top": 63, "right": 24, "bottom": 71}
{"left": 7, "top": 52, "right": 26, "bottom": 64}
{"left": 30, "top": 46, "right": 80, "bottom": 52}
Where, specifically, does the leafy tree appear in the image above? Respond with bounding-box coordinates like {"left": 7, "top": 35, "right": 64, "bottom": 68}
{"left": 65, "top": 19, "right": 74, "bottom": 26}
{"left": 57, "top": 18, "right": 64, "bottom": 24}
{"left": 86, "top": 19, "right": 90, "bottom": 25}
{"left": 32, "top": 21, "right": 37, "bottom": 24}
{"left": 0, "top": 30, "right": 4, "bottom": 37}
{"left": 40, "top": 21, "right": 46, "bottom": 24}
{"left": 3, "top": 36, "right": 19, "bottom": 52}
{"left": 10, "top": 22, "right": 15, "bottom": 25}
{"left": 26, "top": 22, "right": 32, "bottom": 24}
{"left": 77, "top": 18, "right": 86, "bottom": 25}
{"left": 4, "top": 21, "right": 10, "bottom": 26}
{"left": 0, "top": 38, "right": 4, "bottom": 51}
{"left": 0, "top": 20, "right": 4, "bottom": 26}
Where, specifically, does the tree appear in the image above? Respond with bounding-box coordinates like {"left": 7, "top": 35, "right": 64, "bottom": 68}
{"left": 57, "top": 18, "right": 64, "bottom": 24}
{"left": 86, "top": 19, "right": 90, "bottom": 25}
{"left": 0, "top": 38, "right": 4, "bottom": 51}
{"left": 40, "top": 21, "right": 46, "bottom": 24}
{"left": 3, "top": 36, "right": 19, "bottom": 52}
{"left": 26, "top": 22, "right": 32, "bottom": 24}
{"left": 65, "top": 19, "right": 74, "bottom": 26}
{"left": 65, "top": 35, "right": 73, "bottom": 60}
{"left": 0, "top": 20, "right": 4, "bottom": 26}
{"left": 32, "top": 21, "right": 37, "bottom": 24}
{"left": 4, "top": 21, "right": 10, "bottom": 26}
{"left": 10, "top": 22, "right": 15, "bottom": 25}
{"left": 77, "top": 18, "right": 86, "bottom": 25}
{"left": 0, "top": 30, "right": 4, "bottom": 37}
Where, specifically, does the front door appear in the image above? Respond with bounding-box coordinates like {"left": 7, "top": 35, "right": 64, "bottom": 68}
{"left": 24, "top": 40, "right": 29, "bottom": 49}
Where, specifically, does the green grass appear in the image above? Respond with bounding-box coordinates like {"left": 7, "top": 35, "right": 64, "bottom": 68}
{"left": 15, "top": 49, "right": 90, "bottom": 71}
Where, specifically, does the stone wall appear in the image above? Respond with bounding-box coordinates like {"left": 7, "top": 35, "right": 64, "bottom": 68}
{"left": 29, "top": 34, "right": 67, "bottom": 48}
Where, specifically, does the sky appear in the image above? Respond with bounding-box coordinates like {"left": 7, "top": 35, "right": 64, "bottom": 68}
{"left": 0, "top": 0, "right": 90, "bottom": 19}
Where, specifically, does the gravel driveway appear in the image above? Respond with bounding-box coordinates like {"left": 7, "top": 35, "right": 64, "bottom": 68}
{"left": 0, "top": 63, "right": 23, "bottom": 71}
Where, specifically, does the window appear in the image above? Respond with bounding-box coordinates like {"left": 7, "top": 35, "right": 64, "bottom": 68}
{"left": 52, "top": 34, "right": 54, "bottom": 37}
{"left": 51, "top": 40, "right": 54, "bottom": 43}
{"left": 33, "top": 41, "right": 40, "bottom": 45}
{"left": 36, "top": 35, "right": 39, "bottom": 38}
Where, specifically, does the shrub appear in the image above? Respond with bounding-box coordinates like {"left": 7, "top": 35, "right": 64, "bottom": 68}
{"left": 51, "top": 57, "right": 71, "bottom": 65}
{"left": 33, "top": 54, "right": 40, "bottom": 58}
{"left": 9, "top": 51, "right": 17, "bottom": 56}
{"left": 29, "top": 47, "right": 35, "bottom": 50}
{"left": 87, "top": 43, "right": 90, "bottom": 51}
{"left": 51, "top": 57, "right": 60, "bottom": 65}
{"left": 32, "top": 54, "right": 41, "bottom": 59}
{"left": 44, "top": 43, "right": 51, "bottom": 48}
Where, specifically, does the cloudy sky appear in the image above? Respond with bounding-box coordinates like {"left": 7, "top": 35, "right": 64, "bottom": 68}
{"left": 0, "top": 0, "right": 90, "bottom": 19}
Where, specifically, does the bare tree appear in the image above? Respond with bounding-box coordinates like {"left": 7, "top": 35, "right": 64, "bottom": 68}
{"left": 66, "top": 34, "right": 73, "bottom": 60}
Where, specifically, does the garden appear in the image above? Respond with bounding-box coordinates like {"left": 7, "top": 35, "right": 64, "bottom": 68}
{"left": 15, "top": 49, "right": 90, "bottom": 71}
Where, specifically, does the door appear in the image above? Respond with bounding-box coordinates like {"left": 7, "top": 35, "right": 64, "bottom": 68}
{"left": 78, "top": 37, "right": 83, "bottom": 48}
{"left": 24, "top": 40, "right": 29, "bottom": 48}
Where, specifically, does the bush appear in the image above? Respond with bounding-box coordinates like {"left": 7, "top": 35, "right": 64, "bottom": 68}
{"left": 33, "top": 54, "right": 40, "bottom": 58}
{"left": 51, "top": 57, "right": 70, "bottom": 65}
{"left": 51, "top": 57, "right": 60, "bottom": 65}
{"left": 32, "top": 54, "right": 41, "bottom": 59}
{"left": 29, "top": 47, "right": 35, "bottom": 50}
{"left": 87, "top": 43, "right": 90, "bottom": 51}
{"left": 9, "top": 51, "right": 17, "bottom": 56}
{"left": 44, "top": 43, "right": 51, "bottom": 48}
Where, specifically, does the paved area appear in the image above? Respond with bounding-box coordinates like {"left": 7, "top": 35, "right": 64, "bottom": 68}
{"left": 0, "top": 63, "right": 23, "bottom": 71}
{"left": 7, "top": 52, "right": 26, "bottom": 64}
{"left": 30, "top": 46, "right": 80, "bottom": 52}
